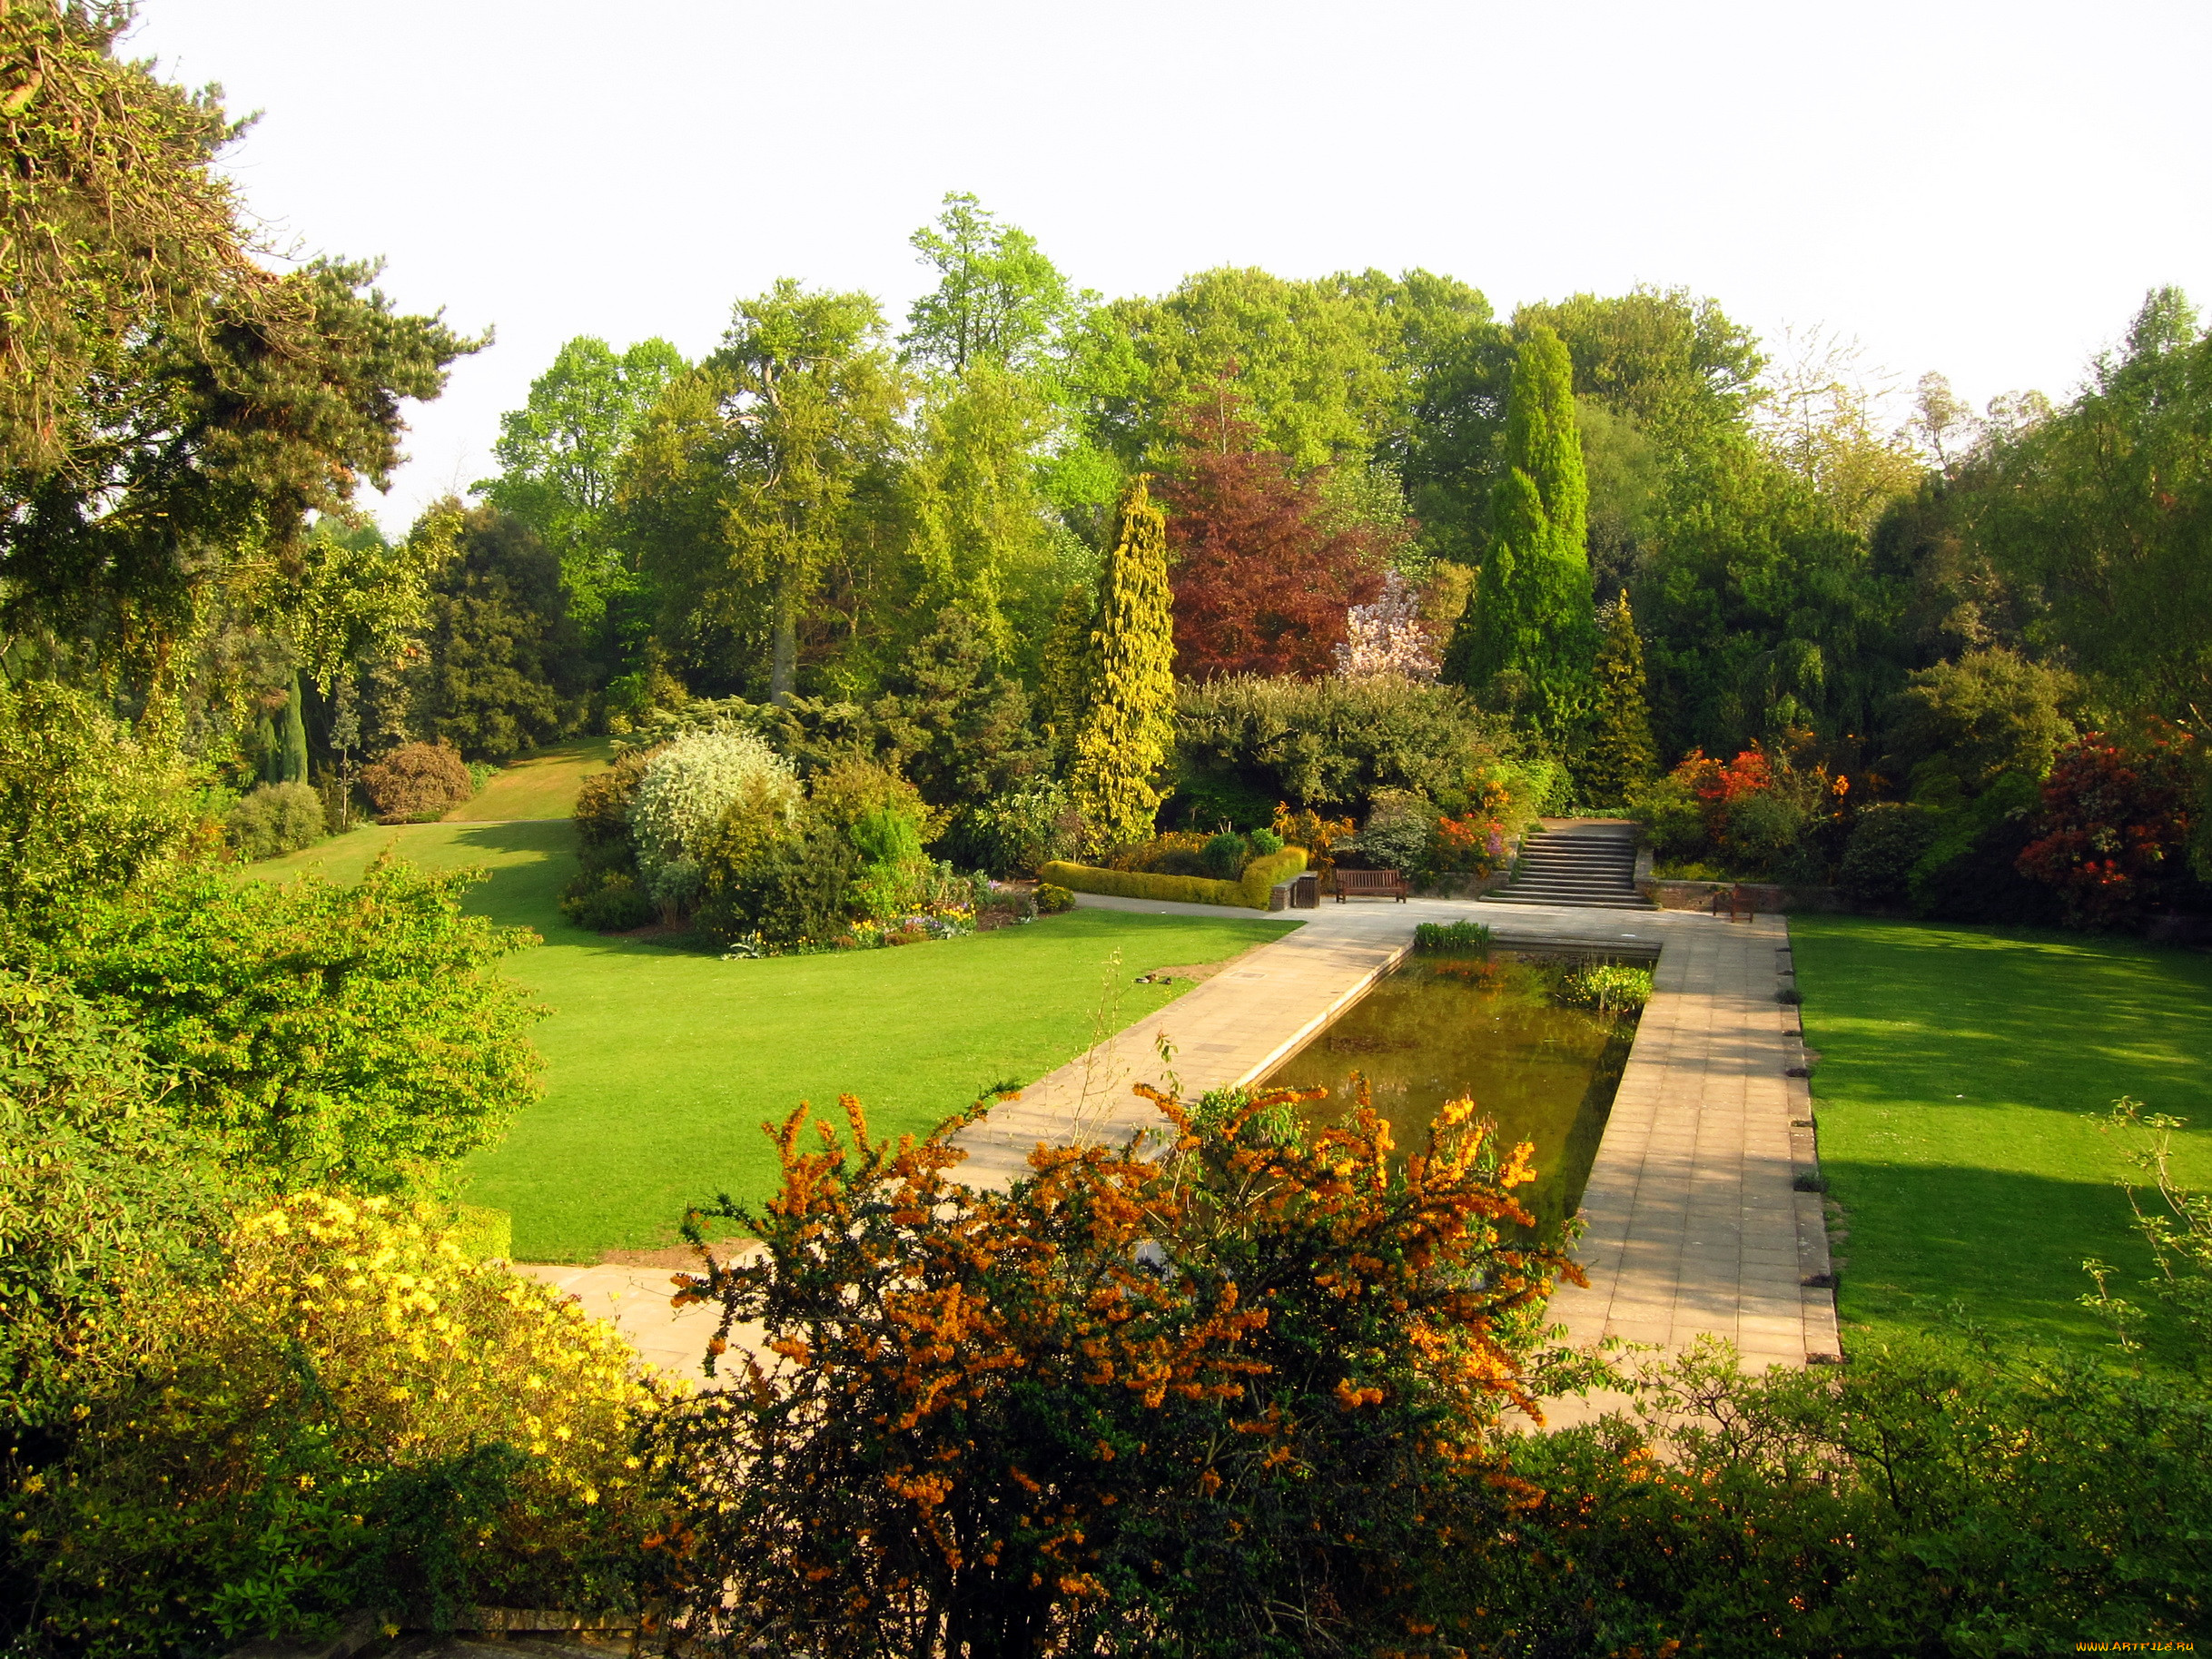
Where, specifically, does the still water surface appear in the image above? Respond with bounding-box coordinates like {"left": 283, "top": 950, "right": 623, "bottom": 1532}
{"left": 1261, "top": 955, "right": 1638, "bottom": 1241}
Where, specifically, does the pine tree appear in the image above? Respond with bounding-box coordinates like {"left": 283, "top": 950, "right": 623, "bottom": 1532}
{"left": 1582, "top": 590, "right": 1658, "bottom": 805}
{"left": 1071, "top": 479, "right": 1175, "bottom": 850}
{"left": 1447, "top": 325, "right": 1595, "bottom": 736}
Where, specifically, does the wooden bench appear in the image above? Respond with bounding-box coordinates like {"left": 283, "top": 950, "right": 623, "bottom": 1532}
{"left": 1332, "top": 867, "right": 1409, "bottom": 903}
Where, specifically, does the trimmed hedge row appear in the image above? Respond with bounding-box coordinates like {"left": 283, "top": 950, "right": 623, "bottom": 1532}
{"left": 1040, "top": 848, "right": 1308, "bottom": 912}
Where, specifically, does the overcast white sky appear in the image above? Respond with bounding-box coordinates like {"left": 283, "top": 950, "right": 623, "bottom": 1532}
{"left": 130, "top": 0, "right": 2212, "bottom": 535}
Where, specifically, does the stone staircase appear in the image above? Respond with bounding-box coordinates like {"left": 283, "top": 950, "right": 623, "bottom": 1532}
{"left": 1478, "top": 820, "right": 1654, "bottom": 911}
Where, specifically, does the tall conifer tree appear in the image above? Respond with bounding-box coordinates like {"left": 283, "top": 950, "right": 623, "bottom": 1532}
{"left": 1447, "top": 325, "right": 1596, "bottom": 736}
{"left": 1582, "top": 590, "right": 1659, "bottom": 805}
{"left": 1071, "top": 479, "right": 1175, "bottom": 849}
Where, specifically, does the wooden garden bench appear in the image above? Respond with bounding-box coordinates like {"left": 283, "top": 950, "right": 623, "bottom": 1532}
{"left": 1332, "top": 868, "right": 1409, "bottom": 903}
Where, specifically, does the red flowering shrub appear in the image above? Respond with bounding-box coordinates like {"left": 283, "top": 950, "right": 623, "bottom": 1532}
{"left": 1633, "top": 744, "right": 1845, "bottom": 876}
{"left": 2017, "top": 729, "right": 2197, "bottom": 927}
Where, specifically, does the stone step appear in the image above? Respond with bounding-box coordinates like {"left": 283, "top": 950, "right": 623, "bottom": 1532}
{"left": 1478, "top": 892, "right": 1656, "bottom": 910}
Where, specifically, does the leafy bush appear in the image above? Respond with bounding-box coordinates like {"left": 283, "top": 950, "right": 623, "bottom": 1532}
{"left": 1837, "top": 800, "right": 1940, "bottom": 904}
{"left": 846, "top": 803, "right": 933, "bottom": 923}
{"left": 629, "top": 727, "right": 800, "bottom": 913}
{"left": 1414, "top": 919, "right": 1494, "bottom": 956}
{"left": 703, "top": 823, "right": 860, "bottom": 949}
{"left": 1557, "top": 962, "right": 1654, "bottom": 1012}
{"left": 1175, "top": 673, "right": 1536, "bottom": 816}
{"left": 1906, "top": 770, "right": 2057, "bottom": 922}
{"left": 1437, "top": 1336, "right": 2212, "bottom": 1654}
{"left": 1882, "top": 647, "right": 2078, "bottom": 795}
{"left": 0, "top": 971, "right": 233, "bottom": 1436}
{"left": 1339, "top": 787, "right": 1437, "bottom": 877}
{"left": 1200, "top": 830, "right": 1249, "bottom": 879}
{"left": 560, "top": 871, "right": 655, "bottom": 933}
{"left": 2018, "top": 727, "right": 2202, "bottom": 928}
{"left": 646, "top": 1080, "right": 1577, "bottom": 1654}
{"left": 1629, "top": 745, "right": 1842, "bottom": 879}
{"left": 15, "top": 1192, "right": 669, "bottom": 1656}
{"left": 49, "top": 859, "right": 544, "bottom": 1199}
{"left": 222, "top": 781, "right": 325, "bottom": 861}
{"left": 1248, "top": 826, "right": 1284, "bottom": 855}
{"left": 940, "top": 777, "right": 1080, "bottom": 877}
{"left": 1033, "top": 883, "right": 1075, "bottom": 914}
{"left": 1107, "top": 830, "right": 1213, "bottom": 877}
{"left": 359, "top": 740, "right": 474, "bottom": 825}
{"left": 0, "top": 678, "right": 196, "bottom": 922}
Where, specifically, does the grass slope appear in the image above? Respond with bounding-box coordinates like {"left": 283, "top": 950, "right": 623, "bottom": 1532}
{"left": 445, "top": 737, "right": 614, "bottom": 822}
{"left": 254, "top": 822, "right": 1294, "bottom": 1259}
{"left": 1792, "top": 914, "right": 2212, "bottom": 1361}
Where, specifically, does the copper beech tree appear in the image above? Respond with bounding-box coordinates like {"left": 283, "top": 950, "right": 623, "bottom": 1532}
{"left": 646, "top": 1078, "right": 1589, "bottom": 1657}
{"left": 1158, "top": 382, "right": 1397, "bottom": 682}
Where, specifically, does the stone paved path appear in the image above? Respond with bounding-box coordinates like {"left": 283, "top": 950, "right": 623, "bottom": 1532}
{"left": 515, "top": 891, "right": 1838, "bottom": 1395}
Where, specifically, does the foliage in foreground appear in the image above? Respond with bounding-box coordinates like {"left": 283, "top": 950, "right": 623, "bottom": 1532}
{"left": 43, "top": 859, "right": 544, "bottom": 1198}
{"left": 10, "top": 1193, "right": 672, "bottom": 1658}
{"left": 1469, "top": 1335, "right": 2212, "bottom": 1656}
{"left": 647, "top": 1082, "right": 1585, "bottom": 1657}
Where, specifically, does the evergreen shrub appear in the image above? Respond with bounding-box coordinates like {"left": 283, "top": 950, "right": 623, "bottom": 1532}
{"left": 223, "top": 782, "right": 325, "bottom": 861}
{"left": 359, "top": 741, "right": 474, "bottom": 825}
{"left": 1039, "top": 846, "right": 1306, "bottom": 911}
{"left": 1838, "top": 801, "right": 1941, "bottom": 904}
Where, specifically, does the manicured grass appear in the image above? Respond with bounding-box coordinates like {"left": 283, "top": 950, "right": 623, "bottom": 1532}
{"left": 1792, "top": 914, "right": 2212, "bottom": 1362}
{"left": 254, "top": 823, "right": 1295, "bottom": 1259}
{"left": 445, "top": 736, "right": 614, "bottom": 822}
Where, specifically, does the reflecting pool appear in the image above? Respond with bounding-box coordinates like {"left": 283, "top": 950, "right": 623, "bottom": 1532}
{"left": 1261, "top": 953, "right": 1644, "bottom": 1242}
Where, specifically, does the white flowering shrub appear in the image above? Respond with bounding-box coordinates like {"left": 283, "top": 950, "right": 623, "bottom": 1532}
{"left": 1334, "top": 571, "right": 1440, "bottom": 682}
{"left": 627, "top": 727, "right": 799, "bottom": 908}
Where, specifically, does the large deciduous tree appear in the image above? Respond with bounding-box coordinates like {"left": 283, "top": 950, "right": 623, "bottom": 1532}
{"left": 626, "top": 281, "right": 907, "bottom": 703}
{"left": 1070, "top": 479, "right": 1175, "bottom": 849}
{"left": 1970, "top": 288, "right": 2212, "bottom": 731}
{"left": 1447, "top": 326, "right": 1595, "bottom": 736}
{"left": 477, "top": 335, "right": 686, "bottom": 631}
{"left": 1156, "top": 382, "right": 1391, "bottom": 681}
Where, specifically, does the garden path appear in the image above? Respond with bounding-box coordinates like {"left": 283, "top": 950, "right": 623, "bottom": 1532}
{"left": 515, "top": 893, "right": 1840, "bottom": 1401}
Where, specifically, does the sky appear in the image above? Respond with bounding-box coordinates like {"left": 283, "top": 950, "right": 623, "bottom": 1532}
{"left": 130, "top": 0, "right": 2212, "bottom": 536}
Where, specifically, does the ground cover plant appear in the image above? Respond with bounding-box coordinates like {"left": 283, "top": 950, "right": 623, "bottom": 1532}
{"left": 1791, "top": 913, "right": 2212, "bottom": 1360}
{"left": 252, "top": 823, "right": 1294, "bottom": 1258}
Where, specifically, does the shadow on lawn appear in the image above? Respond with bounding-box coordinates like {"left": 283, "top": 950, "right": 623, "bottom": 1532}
{"left": 1825, "top": 1156, "right": 2199, "bottom": 1368}
{"left": 1799, "top": 923, "right": 2212, "bottom": 1124}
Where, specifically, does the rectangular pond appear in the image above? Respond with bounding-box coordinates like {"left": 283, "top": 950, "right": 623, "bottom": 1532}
{"left": 1260, "top": 951, "right": 1651, "bottom": 1243}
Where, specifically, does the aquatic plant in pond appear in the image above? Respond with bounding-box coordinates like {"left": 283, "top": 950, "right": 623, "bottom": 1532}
{"left": 1415, "top": 918, "right": 1496, "bottom": 956}
{"left": 1264, "top": 955, "right": 1640, "bottom": 1240}
{"left": 1557, "top": 962, "right": 1654, "bottom": 1012}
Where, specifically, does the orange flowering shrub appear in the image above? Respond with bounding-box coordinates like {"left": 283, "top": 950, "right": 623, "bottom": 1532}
{"left": 648, "top": 1081, "right": 1586, "bottom": 1655}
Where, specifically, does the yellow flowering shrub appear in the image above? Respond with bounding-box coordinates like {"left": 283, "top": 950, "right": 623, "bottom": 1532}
{"left": 16, "top": 1192, "right": 677, "bottom": 1658}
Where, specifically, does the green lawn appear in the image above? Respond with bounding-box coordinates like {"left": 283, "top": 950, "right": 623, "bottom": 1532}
{"left": 445, "top": 736, "right": 613, "bottom": 822}
{"left": 254, "top": 822, "right": 1294, "bottom": 1259}
{"left": 1792, "top": 914, "right": 2212, "bottom": 1362}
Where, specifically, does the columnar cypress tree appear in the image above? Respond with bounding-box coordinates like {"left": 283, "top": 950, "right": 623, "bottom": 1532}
{"left": 1582, "top": 590, "right": 1659, "bottom": 805}
{"left": 1071, "top": 479, "right": 1175, "bottom": 850}
{"left": 279, "top": 671, "right": 311, "bottom": 785}
{"left": 1447, "top": 324, "right": 1595, "bottom": 736}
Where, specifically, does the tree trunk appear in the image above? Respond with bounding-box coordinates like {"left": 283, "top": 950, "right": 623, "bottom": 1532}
{"left": 769, "top": 582, "right": 797, "bottom": 705}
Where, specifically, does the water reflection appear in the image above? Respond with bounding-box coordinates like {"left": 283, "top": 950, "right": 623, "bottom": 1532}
{"left": 1262, "top": 954, "right": 1637, "bottom": 1243}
